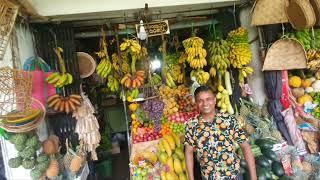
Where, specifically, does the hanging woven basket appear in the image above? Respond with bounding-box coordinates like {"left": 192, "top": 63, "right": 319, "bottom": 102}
{"left": 251, "top": 0, "right": 289, "bottom": 26}
{"left": 77, "top": 52, "right": 96, "bottom": 78}
{"left": 263, "top": 38, "right": 307, "bottom": 71}
{"left": 309, "top": 0, "right": 320, "bottom": 26}
{"left": 286, "top": 0, "right": 316, "bottom": 30}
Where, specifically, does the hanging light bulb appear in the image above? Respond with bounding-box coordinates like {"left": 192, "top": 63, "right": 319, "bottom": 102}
{"left": 151, "top": 55, "right": 161, "bottom": 71}
{"left": 138, "top": 20, "right": 148, "bottom": 40}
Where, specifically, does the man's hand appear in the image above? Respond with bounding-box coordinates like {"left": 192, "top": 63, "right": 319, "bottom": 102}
{"left": 240, "top": 141, "right": 257, "bottom": 180}
{"left": 185, "top": 145, "right": 194, "bottom": 180}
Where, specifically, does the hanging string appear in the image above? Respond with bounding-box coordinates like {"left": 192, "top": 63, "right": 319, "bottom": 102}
{"left": 233, "top": 2, "right": 237, "bottom": 28}
{"left": 124, "top": 12, "right": 129, "bottom": 39}
{"left": 281, "top": 23, "right": 285, "bottom": 38}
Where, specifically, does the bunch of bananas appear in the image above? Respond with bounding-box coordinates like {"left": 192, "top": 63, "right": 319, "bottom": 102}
{"left": 120, "top": 39, "right": 141, "bottom": 54}
{"left": 107, "top": 75, "right": 120, "bottom": 92}
{"left": 47, "top": 94, "right": 82, "bottom": 114}
{"left": 228, "top": 27, "right": 252, "bottom": 69}
{"left": 167, "top": 65, "right": 184, "bottom": 84}
{"left": 287, "top": 29, "right": 320, "bottom": 50}
{"left": 149, "top": 73, "right": 162, "bottom": 86}
{"left": 208, "top": 39, "right": 231, "bottom": 76}
{"left": 190, "top": 69, "right": 210, "bottom": 85}
{"left": 182, "top": 37, "right": 207, "bottom": 69}
{"left": 125, "top": 88, "right": 139, "bottom": 102}
{"left": 120, "top": 70, "right": 145, "bottom": 88}
{"left": 306, "top": 50, "right": 320, "bottom": 71}
{"left": 165, "top": 73, "right": 176, "bottom": 88}
{"left": 96, "top": 59, "right": 112, "bottom": 78}
{"left": 46, "top": 72, "right": 73, "bottom": 88}
{"left": 2, "top": 109, "right": 42, "bottom": 124}
{"left": 111, "top": 53, "right": 120, "bottom": 72}
{"left": 46, "top": 47, "right": 73, "bottom": 87}
{"left": 96, "top": 30, "right": 112, "bottom": 78}
{"left": 239, "top": 66, "right": 254, "bottom": 83}
{"left": 216, "top": 85, "right": 233, "bottom": 114}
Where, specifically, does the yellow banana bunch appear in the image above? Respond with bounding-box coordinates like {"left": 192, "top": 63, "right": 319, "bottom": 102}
{"left": 190, "top": 69, "right": 210, "bottom": 85}
{"left": 227, "top": 27, "right": 252, "bottom": 69}
{"left": 306, "top": 50, "right": 320, "bottom": 71}
{"left": 182, "top": 37, "right": 207, "bottom": 69}
{"left": 239, "top": 66, "right": 254, "bottom": 83}
{"left": 47, "top": 47, "right": 74, "bottom": 87}
{"left": 167, "top": 64, "right": 185, "bottom": 84}
{"left": 96, "top": 59, "right": 112, "bottom": 78}
{"left": 107, "top": 75, "right": 120, "bottom": 92}
{"left": 208, "top": 39, "right": 230, "bottom": 76}
{"left": 120, "top": 39, "right": 141, "bottom": 55}
{"left": 166, "top": 73, "right": 176, "bottom": 88}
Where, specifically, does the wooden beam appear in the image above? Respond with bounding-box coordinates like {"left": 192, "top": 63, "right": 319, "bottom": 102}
{"left": 9, "top": 0, "right": 48, "bottom": 21}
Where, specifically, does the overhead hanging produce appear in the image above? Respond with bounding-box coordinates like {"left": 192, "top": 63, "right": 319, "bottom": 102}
{"left": 227, "top": 27, "right": 253, "bottom": 83}
{"left": 208, "top": 39, "right": 231, "bottom": 77}
{"left": 46, "top": 47, "right": 73, "bottom": 88}
{"left": 96, "top": 30, "right": 112, "bottom": 79}
{"left": 182, "top": 37, "right": 208, "bottom": 69}
{"left": 47, "top": 94, "right": 82, "bottom": 113}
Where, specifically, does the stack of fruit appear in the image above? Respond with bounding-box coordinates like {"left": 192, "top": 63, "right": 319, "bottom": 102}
{"left": 158, "top": 133, "right": 188, "bottom": 180}
{"left": 167, "top": 111, "right": 199, "bottom": 123}
{"left": 46, "top": 47, "right": 73, "bottom": 88}
{"left": 177, "top": 95, "right": 197, "bottom": 112}
{"left": 208, "top": 39, "right": 231, "bottom": 77}
{"left": 132, "top": 151, "right": 158, "bottom": 179}
{"left": 47, "top": 94, "right": 82, "bottom": 113}
{"left": 227, "top": 27, "right": 253, "bottom": 83}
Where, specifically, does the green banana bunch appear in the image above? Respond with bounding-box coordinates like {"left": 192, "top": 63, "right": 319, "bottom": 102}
{"left": 96, "top": 59, "right": 112, "bottom": 78}
{"left": 149, "top": 73, "right": 162, "bottom": 86}
{"left": 127, "top": 88, "right": 139, "bottom": 99}
{"left": 107, "top": 75, "right": 120, "bottom": 92}
{"left": 46, "top": 72, "right": 73, "bottom": 88}
{"left": 165, "top": 73, "right": 176, "bottom": 88}
{"left": 208, "top": 39, "right": 230, "bottom": 76}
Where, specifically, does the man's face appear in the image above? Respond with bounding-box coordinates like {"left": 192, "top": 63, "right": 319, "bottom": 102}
{"left": 195, "top": 90, "right": 216, "bottom": 115}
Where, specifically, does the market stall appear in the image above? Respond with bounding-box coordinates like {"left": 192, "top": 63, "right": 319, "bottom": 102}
{"left": 0, "top": 0, "right": 319, "bottom": 179}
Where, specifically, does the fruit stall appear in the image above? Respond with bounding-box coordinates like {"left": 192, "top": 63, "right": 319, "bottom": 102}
{"left": 0, "top": 0, "right": 320, "bottom": 179}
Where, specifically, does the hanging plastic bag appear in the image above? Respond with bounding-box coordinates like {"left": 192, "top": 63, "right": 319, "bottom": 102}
{"left": 23, "top": 57, "right": 56, "bottom": 106}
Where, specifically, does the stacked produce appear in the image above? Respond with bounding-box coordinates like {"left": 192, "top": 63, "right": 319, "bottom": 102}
{"left": 182, "top": 37, "right": 207, "bottom": 69}
{"left": 176, "top": 95, "right": 197, "bottom": 112}
{"left": 167, "top": 111, "right": 199, "bottom": 135}
{"left": 132, "top": 151, "right": 159, "bottom": 180}
{"left": 7, "top": 132, "right": 61, "bottom": 180}
{"left": 208, "top": 39, "right": 231, "bottom": 76}
{"left": 158, "top": 133, "right": 188, "bottom": 180}
{"left": 240, "top": 138, "right": 286, "bottom": 180}
{"left": 216, "top": 72, "right": 234, "bottom": 115}
{"left": 72, "top": 93, "right": 100, "bottom": 160}
{"left": 47, "top": 94, "right": 82, "bottom": 113}
{"left": 190, "top": 69, "right": 210, "bottom": 85}
{"left": 227, "top": 27, "right": 253, "bottom": 83}
{"left": 46, "top": 47, "right": 73, "bottom": 87}
{"left": 142, "top": 99, "right": 165, "bottom": 132}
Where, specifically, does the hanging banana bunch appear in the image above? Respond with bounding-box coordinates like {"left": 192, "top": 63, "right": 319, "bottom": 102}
{"left": 46, "top": 47, "right": 73, "bottom": 88}
{"left": 96, "top": 29, "right": 112, "bottom": 78}
{"left": 208, "top": 39, "right": 231, "bottom": 77}
{"left": 182, "top": 37, "right": 207, "bottom": 69}
{"left": 227, "top": 27, "right": 253, "bottom": 83}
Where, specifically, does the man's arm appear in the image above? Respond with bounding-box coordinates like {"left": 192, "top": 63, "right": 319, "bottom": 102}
{"left": 185, "top": 144, "right": 194, "bottom": 180}
{"left": 240, "top": 141, "right": 257, "bottom": 180}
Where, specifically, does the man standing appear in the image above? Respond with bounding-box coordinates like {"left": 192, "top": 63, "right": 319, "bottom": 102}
{"left": 185, "top": 86, "right": 256, "bottom": 180}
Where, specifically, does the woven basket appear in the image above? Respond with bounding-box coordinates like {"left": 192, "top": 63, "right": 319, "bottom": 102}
{"left": 251, "top": 0, "right": 289, "bottom": 26}
{"left": 77, "top": 52, "right": 96, "bottom": 78}
{"left": 0, "top": 0, "right": 18, "bottom": 61}
{"left": 310, "top": 0, "right": 320, "bottom": 25}
{"left": 0, "top": 67, "right": 33, "bottom": 117}
{"left": 263, "top": 38, "right": 307, "bottom": 71}
{"left": 286, "top": 0, "right": 316, "bottom": 30}
{"left": 0, "top": 98, "right": 45, "bottom": 133}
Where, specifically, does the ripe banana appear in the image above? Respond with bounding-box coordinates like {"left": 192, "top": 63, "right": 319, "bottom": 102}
{"left": 208, "top": 39, "right": 230, "bottom": 75}
{"left": 161, "top": 139, "right": 172, "bottom": 157}
{"left": 182, "top": 37, "right": 207, "bottom": 69}
{"left": 190, "top": 69, "right": 210, "bottom": 85}
{"left": 3, "top": 109, "right": 41, "bottom": 123}
{"left": 173, "top": 158, "right": 183, "bottom": 174}
{"left": 167, "top": 157, "right": 174, "bottom": 172}
{"left": 163, "top": 134, "right": 176, "bottom": 150}
{"left": 47, "top": 94, "right": 82, "bottom": 113}
{"left": 171, "top": 132, "right": 181, "bottom": 148}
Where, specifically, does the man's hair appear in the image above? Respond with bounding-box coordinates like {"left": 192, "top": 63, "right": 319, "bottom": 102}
{"left": 194, "top": 85, "right": 214, "bottom": 98}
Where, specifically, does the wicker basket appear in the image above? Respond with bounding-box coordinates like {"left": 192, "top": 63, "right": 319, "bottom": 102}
{"left": 310, "top": 0, "right": 320, "bottom": 25}
{"left": 286, "top": 0, "right": 316, "bottom": 30}
{"left": 0, "top": 0, "right": 18, "bottom": 61}
{"left": 251, "top": 0, "right": 289, "bottom": 26}
{"left": 0, "top": 67, "right": 33, "bottom": 117}
{"left": 263, "top": 38, "right": 307, "bottom": 71}
{"left": 0, "top": 98, "right": 45, "bottom": 133}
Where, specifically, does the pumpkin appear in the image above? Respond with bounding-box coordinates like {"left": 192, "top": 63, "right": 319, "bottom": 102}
{"left": 289, "top": 76, "right": 302, "bottom": 88}
{"left": 69, "top": 155, "right": 84, "bottom": 173}
{"left": 42, "top": 139, "right": 57, "bottom": 155}
{"left": 46, "top": 160, "right": 59, "bottom": 178}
